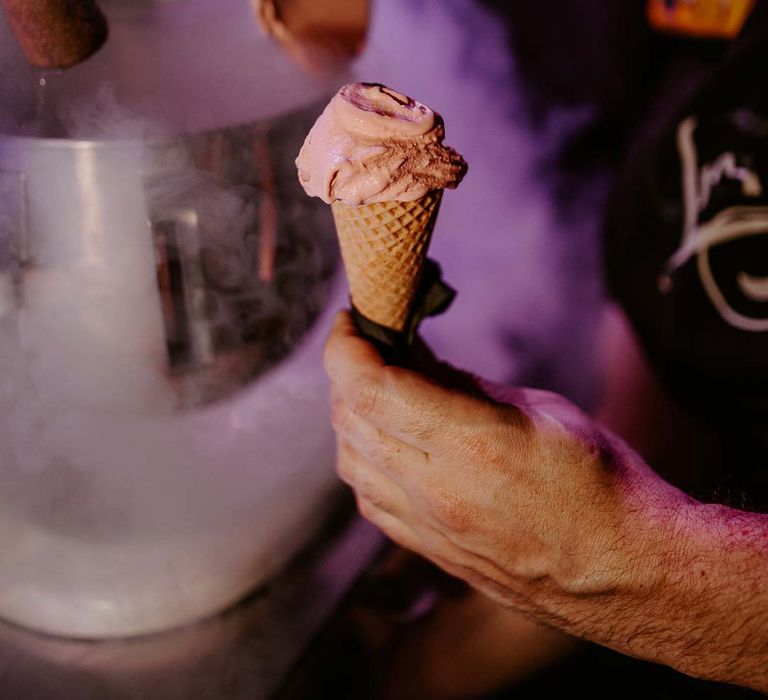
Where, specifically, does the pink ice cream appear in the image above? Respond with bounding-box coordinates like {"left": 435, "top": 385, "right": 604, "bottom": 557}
{"left": 296, "top": 82, "right": 467, "bottom": 206}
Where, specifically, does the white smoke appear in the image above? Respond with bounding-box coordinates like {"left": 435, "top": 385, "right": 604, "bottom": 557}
{"left": 355, "top": 0, "right": 607, "bottom": 407}
{"left": 0, "top": 0, "right": 345, "bottom": 639}
{"left": 0, "top": 0, "right": 607, "bottom": 645}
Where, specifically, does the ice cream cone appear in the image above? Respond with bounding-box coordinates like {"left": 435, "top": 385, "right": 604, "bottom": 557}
{"left": 296, "top": 82, "right": 466, "bottom": 344}
{"left": 331, "top": 190, "right": 443, "bottom": 333}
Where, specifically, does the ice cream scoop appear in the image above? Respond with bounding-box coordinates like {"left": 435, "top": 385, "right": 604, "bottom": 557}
{"left": 296, "top": 82, "right": 467, "bottom": 206}
{"left": 296, "top": 83, "right": 466, "bottom": 363}
{"left": 253, "top": 0, "right": 368, "bottom": 76}
{"left": 0, "top": 0, "right": 108, "bottom": 69}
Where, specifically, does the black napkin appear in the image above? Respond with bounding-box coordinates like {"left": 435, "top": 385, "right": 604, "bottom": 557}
{"left": 350, "top": 259, "right": 455, "bottom": 366}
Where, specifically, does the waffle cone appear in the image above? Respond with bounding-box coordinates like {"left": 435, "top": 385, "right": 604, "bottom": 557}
{"left": 331, "top": 190, "right": 443, "bottom": 332}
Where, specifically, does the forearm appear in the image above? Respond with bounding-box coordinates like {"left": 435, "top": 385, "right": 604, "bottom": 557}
{"left": 576, "top": 307, "right": 768, "bottom": 687}
{"left": 520, "top": 467, "right": 768, "bottom": 692}
{"left": 647, "top": 502, "right": 768, "bottom": 690}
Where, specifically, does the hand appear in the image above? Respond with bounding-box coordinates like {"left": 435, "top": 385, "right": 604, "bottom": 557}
{"left": 254, "top": 0, "right": 369, "bottom": 74}
{"left": 324, "top": 311, "right": 694, "bottom": 628}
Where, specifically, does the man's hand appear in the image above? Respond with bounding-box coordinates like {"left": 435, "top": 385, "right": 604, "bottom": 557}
{"left": 324, "top": 311, "right": 768, "bottom": 691}
{"left": 325, "top": 311, "right": 686, "bottom": 608}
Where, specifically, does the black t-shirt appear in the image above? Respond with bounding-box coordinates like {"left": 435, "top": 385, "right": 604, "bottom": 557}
{"left": 605, "top": 4, "right": 768, "bottom": 500}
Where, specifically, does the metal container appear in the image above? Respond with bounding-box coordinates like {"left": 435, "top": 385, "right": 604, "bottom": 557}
{"left": 0, "top": 0, "right": 345, "bottom": 638}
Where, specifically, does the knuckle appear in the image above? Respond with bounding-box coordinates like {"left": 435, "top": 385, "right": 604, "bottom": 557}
{"left": 355, "top": 488, "right": 393, "bottom": 520}
{"left": 336, "top": 462, "right": 354, "bottom": 487}
{"left": 351, "top": 375, "right": 381, "bottom": 418}
{"left": 526, "top": 388, "right": 562, "bottom": 404}
{"left": 375, "top": 431, "right": 405, "bottom": 475}
{"left": 580, "top": 428, "right": 617, "bottom": 469}
{"left": 497, "top": 402, "right": 535, "bottom": 436}
{"left": 330, "top": 400, "right": 353, "bottom": 435}
{"left": 355, "top": 475, "right": 386, "bottom": 511}
{"left": 335, "top": 449, "right": 358, "bottom": 486}
{"left": 322, "top": 340, "right": 332, "bottom": 375}
{"left": 356, "top": 495, "right": 375, "bottom": 520}
{"left": 356, "top": 499, "right": 398, "bottom": 542}
{"left": 427, "top": 487, "right": 472, "bottom": 533}
{"left": 322, "top": 332, "right": 339, "bottom": 376}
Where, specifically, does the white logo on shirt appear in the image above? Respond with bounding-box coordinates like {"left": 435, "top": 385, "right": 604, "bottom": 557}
{"left": 664, "top": 116, "right": 768, "bottom": 331}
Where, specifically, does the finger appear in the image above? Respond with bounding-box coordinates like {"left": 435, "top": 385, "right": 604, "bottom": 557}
{"left": 420, "top": 552, "right": 516, "bottom": 606}
{"left": 336, "top": 438, "right": 412, "bottom": 519}
{"left": 325, "top": 314, "right": 510, "bottom": 452}
{"left": 324, "top": 310, "right": 384, "bottom": 375}
{"left": 331, "top": 389, "right": 429, "bottom": 480}
{"left": 356, "top": 505, "right": 497, "bottom": 594}
{"left": 337, "top": 442, "right": 479, "bottom": 570}
{"left": 355, "top": 495, "right": 424, "bottom": 554}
